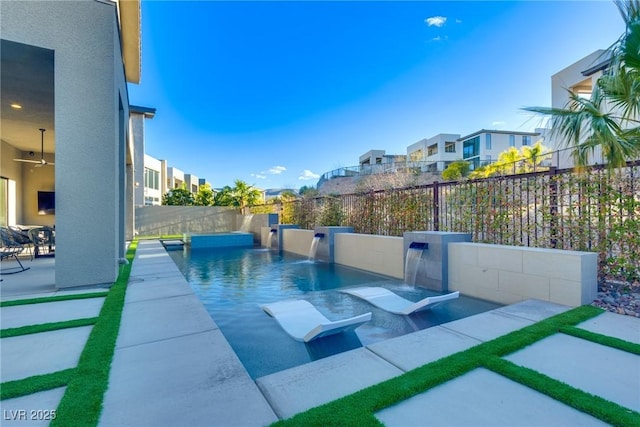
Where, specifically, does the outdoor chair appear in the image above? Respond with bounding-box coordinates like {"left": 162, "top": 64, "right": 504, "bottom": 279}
{"left": 0, "top": 227, "right": 31, "bottom": 274}
{"left": 340, "top": 287, "right": 459, "bottom": 315}
{"left": 29, "top": 226, "right": 55, "bottom": 258}
{"left": 262, "top": 299, "right": 372, "bottom": 342}
{"left": 8, "top": 226, "right": 34, "bottom": 260}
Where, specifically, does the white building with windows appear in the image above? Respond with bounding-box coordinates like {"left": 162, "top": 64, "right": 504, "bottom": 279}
{"left": 458, "top": 129, "right": 541, "bottom": 170}
{"left": 407, "top": 133, "right": 461, "bottom": 171}
{"left": 184, "top": 174, "right": 200, "bottom": 194}
{"left": 550, "top": 49, "right": 610, "bottom": 168}
{"left": 142, "top": 154, "right": 164, "bottom": 206}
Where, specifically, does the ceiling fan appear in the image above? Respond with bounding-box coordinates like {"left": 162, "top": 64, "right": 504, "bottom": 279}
{"left": 13, "top": 128, "right": 54, "bottom": 167}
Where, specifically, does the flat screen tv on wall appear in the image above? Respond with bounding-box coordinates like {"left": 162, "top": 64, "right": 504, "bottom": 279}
{"left": 37, "top": 191, "right": 55, "bottom": 215}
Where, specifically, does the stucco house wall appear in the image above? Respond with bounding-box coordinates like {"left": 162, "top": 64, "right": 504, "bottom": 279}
{"left": 1, "top": 0, "right": 131, "bottom": 287}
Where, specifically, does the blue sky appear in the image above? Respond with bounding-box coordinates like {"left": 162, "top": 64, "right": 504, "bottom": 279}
{"left": 128, "top": 1, "right": 624, "bottom": 191}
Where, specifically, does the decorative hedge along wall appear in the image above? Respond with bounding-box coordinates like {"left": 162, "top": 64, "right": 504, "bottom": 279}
{"left": 252, "top": 162, "right": 640, "bottom": 282}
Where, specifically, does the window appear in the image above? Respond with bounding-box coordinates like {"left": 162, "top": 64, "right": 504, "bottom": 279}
{"left": 192, "top": 184, "right": 198, "bottom": 193}
{"left": 509, "top": 135, "right": 515, "bottom": 147}
{"left": 522, "top": 135, "right": 531, "bottom": 146}
{"left": 463, "top": 136, "right": 480, "bottom": 159}
{"left": 485, "top": 134, "right": 492, "bottom": 150}
{"left": 427, "top": 144, "right": 438, "bottom": 156}
{"left": 144, "top": 168, "right": 159, "bottom": 190}
{"left": 144, "top": 196, "right": 160, "bottom": 206}
{"left": 445, "top": 141, "right": 456, "bottom": 153}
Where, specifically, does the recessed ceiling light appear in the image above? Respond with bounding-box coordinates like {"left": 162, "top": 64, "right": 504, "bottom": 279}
{"left": 10, "top": 103, "right": 22, "bottom": 109}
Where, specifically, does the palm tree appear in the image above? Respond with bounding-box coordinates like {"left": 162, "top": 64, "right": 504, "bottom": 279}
{"left": 524, "top": 0, "right": 640, "bottom": 168}
{"left": 231, "top": 179, "right": 262, "bottom": 213}
{"left": 521, "top": 141, "right": 551, "bottom": 173}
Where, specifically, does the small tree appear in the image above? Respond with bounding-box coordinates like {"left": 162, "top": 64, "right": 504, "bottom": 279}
{"left": 442, "top": 160, "right": 470, "bottom": 180}
{"left": 213, "top": 185, "right": 235, "bottom": 206}
{"left": 299, "top": 185, "right": 318, "bottom": 197}
{"left": 194, "top": 183, "right": 215, "bottom": 206}
{"left": 162, "top": 186, "right": 194, "bottom": 206}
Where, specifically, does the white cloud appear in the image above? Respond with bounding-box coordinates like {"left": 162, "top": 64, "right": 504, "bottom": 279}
{"left": 268, "top": 166, "right": 286, "bottom": 175}
{"left": 425, "top": 16, "right": 447, "bottom": 27}
{"left": 251, "top": 173, "right": 266, "bottom": 180}
{"left": 455, "top": 19, "right": 462, "bottom": 24}
{"left": 298, "top": 169, "right": 320, "bottom": 181}
{"left": 492, "top": 121, "right": 507, "bottom": 128}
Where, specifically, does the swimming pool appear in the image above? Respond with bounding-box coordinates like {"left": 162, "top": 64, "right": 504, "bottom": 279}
{"left": 169, "top": 247, "right": 500, "bottom": 379}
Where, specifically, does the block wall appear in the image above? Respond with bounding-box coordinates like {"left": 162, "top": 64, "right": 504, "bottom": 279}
{"left": 448, "top": 242, "right": 598, "bottom": 306}
{"left": 334, "top": 233, "right": 404, "bottom": 279}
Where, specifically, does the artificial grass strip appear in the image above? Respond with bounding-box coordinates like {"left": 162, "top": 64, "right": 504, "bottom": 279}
{"left": 485, "top": 357, "right": 640, "bottom": 427}
{"left": 560, "top": 325, "right": 640, "bottom": 355}
{"left": 0, "top": 368, "right": 76, "bottom": 400}
{"left": 51, "top": 240, "right": 137, "bottom": 427}
{"left": 273, "top": 305, "right": 607, "bottom": 427}
{"left": 0, "top": 317, "right": 97, "bottom": 338}
{"left": 0, "top": 291, "right": 109, "bottom": 308}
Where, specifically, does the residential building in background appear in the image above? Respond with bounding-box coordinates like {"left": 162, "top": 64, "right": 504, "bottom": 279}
{"left": 458, "top": 129, "right": 541, "bottom": 170}
{"left": 550, "top": 49, "right": 610, "bottom": 168}
{"left": 407, "top": 133, "right": 461, "bottom": 172}
{"left": 142, "top": 154, "right": 164, "bottom": 206}
{"left": 185, "top": 174, "right": 200, "bottom": 194}
{"left": 358, "top": 149, "right": 407, "bottom": 174}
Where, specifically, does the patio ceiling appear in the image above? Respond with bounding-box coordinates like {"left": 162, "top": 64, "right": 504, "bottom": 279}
{"left": 0, "top": 39, "right": 55, "bottom": 154}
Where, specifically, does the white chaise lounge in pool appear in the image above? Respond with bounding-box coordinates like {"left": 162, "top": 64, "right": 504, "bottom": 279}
{"left": 261, "top": 300, "right": 372, "bottom": 343}
{"left": 340, "top": 287, "right": 459, "bottom": 315}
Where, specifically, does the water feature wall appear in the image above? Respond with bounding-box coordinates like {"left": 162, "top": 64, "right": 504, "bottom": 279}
{"left": 403, "top": 231, "right": 472, "bottom": 292}
{"left": 308, "top": 233, "right": 324, "bottom": 260}
{"left": 265, "top": 224, "right": 300, "bottom": 252}
{"left": 313, "top": 226, "right": 354, "bottom": 263}
{"left": 236, "top": 213, "right": 278, "bottom": 244}
{"left": 333, "top": 233, "right": 404, "bottom": 279}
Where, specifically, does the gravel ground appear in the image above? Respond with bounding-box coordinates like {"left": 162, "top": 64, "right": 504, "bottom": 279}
{"left": 592, "top": 279, "right": 640, "bottom": 318}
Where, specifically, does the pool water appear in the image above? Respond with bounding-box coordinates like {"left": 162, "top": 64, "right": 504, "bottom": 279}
{"left": 169, "top": 247, "right": 500, "bottom": 379}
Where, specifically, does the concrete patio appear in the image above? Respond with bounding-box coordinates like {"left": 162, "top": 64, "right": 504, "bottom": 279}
{"left": 1, "top": 240, "right": 638, "bottom": 426}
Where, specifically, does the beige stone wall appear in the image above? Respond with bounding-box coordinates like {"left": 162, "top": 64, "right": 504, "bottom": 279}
{"left": 135, "top": 206, "right": 238, "bottom": 236}
{"left": 334, "top": 233, "right": 404, "bottom": 279}
{"left": 282, "top": 229, "right": 315, "bottom": 257}
{"left": 448, "top": 242, "right": 598, "bottom": 306}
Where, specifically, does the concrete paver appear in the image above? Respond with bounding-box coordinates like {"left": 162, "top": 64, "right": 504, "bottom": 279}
{"left": 577, "top": 311, "right": 640, "bottom": 344}
{"left": 1, "top": 297, "right": 104, "bottom": 329}
{"left": 505, "top": 333, "right": 640, "bottom": 411}
{"left": 367, "top": 325, "right": 481, "bottom": 371}
{"left": 375, "top": 368, "right": 608, "bottom": 427}
{"left": 125, "top": 273, "right": 192, "bottom": 303}
{"left": 494, "top": 299, "right": 571, "bottom": 322}
{"left": 115, "top": 293, "right": 217, "bottom": 348}
{"left": 0, "top": 326, "right": 92, "bottom": 382}
{"left": 256, "top": 347, "right": 403, "bottom": 419}
{"left": 100, "top": 329, "right": 277, "bottom": 427}
{"left": 440, "top": 310, "right": 534, "bottom": 342}
{"left": 0, "top": 387, "right": 65, "bottom": 427}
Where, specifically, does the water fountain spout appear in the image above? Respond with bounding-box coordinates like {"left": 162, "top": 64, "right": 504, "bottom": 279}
{"left": 409, "top": 242, "right": 428, "bottom": 250}
{"left": 266, "top": 229, "right": 277, "bottom": 249}
{"left": 308, "top": 234, "right": 323, "bottom": 260}
{"left": 405, "top": 242, "right": 428, "bottom": 285}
